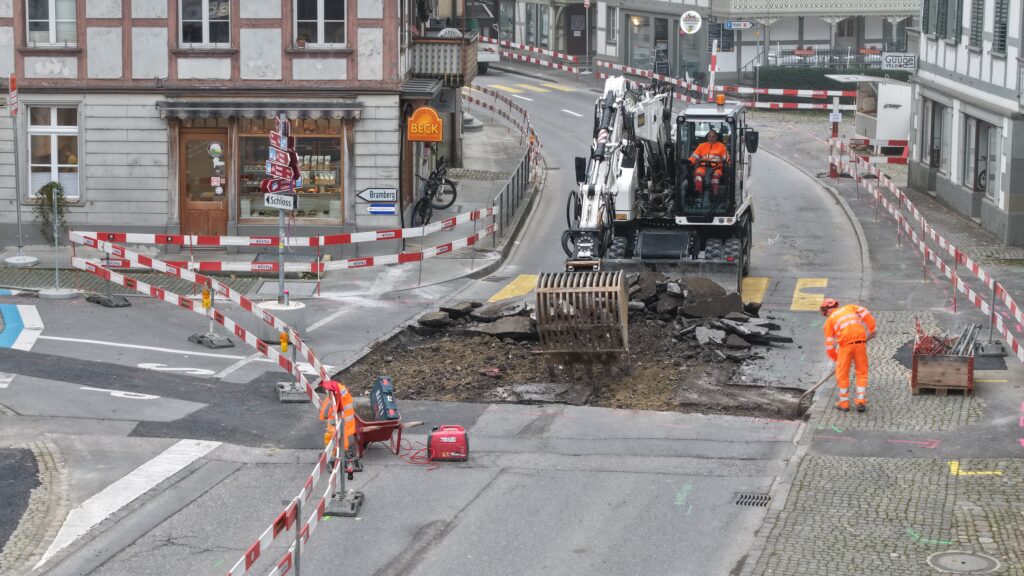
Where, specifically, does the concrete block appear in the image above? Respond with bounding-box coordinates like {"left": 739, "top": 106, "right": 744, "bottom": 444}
{"left": 87, "top": 28, "right": 123, "bottom": 79}
{"left": 240, "top": 28, "right": 282, "bottom": 80}
{"left": 131, "top": 0, "right": 166, "bottom": 18}
{"left": 292, "top": 58, "right": 347, "bottom": 81}
{"left": 178, "top": 58, "right": 231, "bottom": 80}
{"left": 87, "top": 0, "right": 121, "bottom": 18}
{"left": 240, "top": 0, "right": 281, "bottom": 18}
{"left": 358, "top": 0, "right": 383, "bottom": 18}
{"left": 25, "top": 57, "right": 77, "bottom": 79}
{"left": 357, "top": 28, "right": 383, "bottom": 81}
{"left": 132, "top": 28, "right": 168, "bottom": 79}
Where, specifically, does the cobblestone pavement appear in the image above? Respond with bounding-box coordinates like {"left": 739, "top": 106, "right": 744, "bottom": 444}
{"left": 748, "top": 456, "right": 1024, "bottom": 576}
{"left": 0, "top": 440, "right": 69, "bottom": 575}
{"left": 819, "top": 311, "right": 985, "bottom": 433}
{"left": 447, "top": 168, "right": 513, "bottom": 181}
{"left": 0, "top": 268, "right": 259, "bottom": 296}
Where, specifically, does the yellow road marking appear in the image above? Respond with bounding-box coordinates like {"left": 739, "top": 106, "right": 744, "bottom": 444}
{"left": 489, "top": 274, "right": 539, "bottom": 302}
{"left": 489, "top": 84, "right": 524, "bottom": 93}
{"left": 741, "top": 277, "right": 770, "bottom": 304}
{"left": 541, "top": 82, "right": 576, "bottom": 92}
{"left": 515, "top": 83, "right": 550, "bottom": 93}
{"left": 791, "top": 278, "right": 828, "bottom": 311}
{"left": 948, "top": 460, "right": 1003, "bottom": 476}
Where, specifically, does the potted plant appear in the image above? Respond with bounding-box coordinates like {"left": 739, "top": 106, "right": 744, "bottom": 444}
{"left": 33, "top": 181, "right": 69, "bottom": 245}
{"left": 296, "top": 35, "right": 307, "bottom": 48}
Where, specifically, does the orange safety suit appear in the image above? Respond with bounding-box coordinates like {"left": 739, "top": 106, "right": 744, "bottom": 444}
{"left": 689, "top": 141, "right": 731, "bottom": 193}
{"left": 823, "top": 304, "right": 877, "bottom": 407}
{"left": 320, "top": 380, "right": 356, "bottom": 451}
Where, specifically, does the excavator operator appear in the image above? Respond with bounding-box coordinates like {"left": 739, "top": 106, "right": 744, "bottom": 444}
{"left": 689, "top": 129, "right": 731, "bottom": 195}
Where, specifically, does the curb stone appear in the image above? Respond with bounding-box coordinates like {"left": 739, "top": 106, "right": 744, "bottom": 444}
{"left": 0, "top": 439, "right": 70, "bottom": 574}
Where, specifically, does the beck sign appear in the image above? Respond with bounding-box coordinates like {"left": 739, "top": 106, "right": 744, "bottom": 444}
{"left": 408, "top": 106, "right": 443, "bottom": 142}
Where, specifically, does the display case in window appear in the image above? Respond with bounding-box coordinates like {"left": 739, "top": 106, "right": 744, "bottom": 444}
{"left": 239, "top": 118, "right": 345, "bottom": 221}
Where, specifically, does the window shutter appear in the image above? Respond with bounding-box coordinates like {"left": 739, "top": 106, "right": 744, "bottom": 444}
{"left": 948, "top": 0, "right": 963, "bottom": 41}
{"left": 993, "top": 0, "right": 1009, "bottom": 52}
{"left": 922, "top": 0, "right": 932, "bottom": 33}
{"left": 969, "top": 0, "right": 983, "bottom": 47}
{"left": 936, "top": 0, "right": 948, "bottom": 38}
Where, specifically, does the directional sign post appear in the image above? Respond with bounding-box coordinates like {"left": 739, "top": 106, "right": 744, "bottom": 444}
{"left": 723, "top": 20, "right": 753, "bottom": 30}
{"left": 259, "top": 113, "right": 301, "bottom": 304}
{"left": 264, "top": 192, "right": 298, "bottom": 211}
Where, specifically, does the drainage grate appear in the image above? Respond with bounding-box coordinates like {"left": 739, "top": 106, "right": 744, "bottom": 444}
{"left": 734, "top": 493, "right": 772, "bottom": 507}
{"left": 927, "top": 552, "right": 1000, "bottom": 574}
{"left": 481, "top": 276, "right": 511, "bottom": 283}
{"left": 255, "top": 280, "right": 318, "bottom": 298}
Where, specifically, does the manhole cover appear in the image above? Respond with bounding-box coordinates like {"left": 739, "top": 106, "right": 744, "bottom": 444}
{"left": 255, "top": 280, "right": 318, "bottom": 298}
{"left": 927, "top": 551, "right": 1000, "bottom": 574}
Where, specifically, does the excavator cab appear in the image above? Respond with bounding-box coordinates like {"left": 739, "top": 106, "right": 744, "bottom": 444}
{"left": 675, "top": 104, "right": 753, "bottom": 222}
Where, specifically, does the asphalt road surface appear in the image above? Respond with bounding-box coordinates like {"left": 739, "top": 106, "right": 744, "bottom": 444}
{"left": 0, "top": 69, "right": 866, "bottom": 576}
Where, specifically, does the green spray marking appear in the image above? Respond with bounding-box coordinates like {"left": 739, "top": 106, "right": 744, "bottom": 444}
{"left": 830, "top": 425, "right": 844, "bottom": 433}
{"left": 906, "top": 528, "right": 953, "bottom": 546}
{"left": 674, "top": 484, "right": 693, "bottom": 508}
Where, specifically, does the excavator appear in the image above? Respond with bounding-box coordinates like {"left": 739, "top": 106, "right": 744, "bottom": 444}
{"left": 536, "top": 76, "right": 760, "bottom": 373}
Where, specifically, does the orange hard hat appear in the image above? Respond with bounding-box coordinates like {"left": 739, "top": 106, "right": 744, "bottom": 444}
{"left": 820, "top": 298, "right": 840, "bottom": 316}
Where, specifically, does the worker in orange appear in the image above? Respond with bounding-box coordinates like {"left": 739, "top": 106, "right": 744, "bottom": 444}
{"left": 320, "top": 380, "right": 356, "bottom": 451}
{"left": 821, "top": 299, "right": 877, "bottom": 412}
{"left": 689, "top": 129, "right": 731, "bottom": 195}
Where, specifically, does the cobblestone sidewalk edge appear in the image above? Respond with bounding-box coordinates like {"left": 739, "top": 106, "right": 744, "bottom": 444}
{"left": 0, "top": 439, "right": 70, "bottom": 574}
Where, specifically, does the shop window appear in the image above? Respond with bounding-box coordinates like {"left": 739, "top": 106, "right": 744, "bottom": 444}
{"left": 26, "top": 0, "right": 76, "bottom": 46}
{"left": 499, "top": 0, "right": 515, "bottom": 41}
{"left": 963, "top": 116, "right": 999, "bottom": 197}
{"left": 707, "top": 23, "right": 735, "bottom": 52}
{"left": 627, "top": 15, "right": 651, "bottom": 69}
{"left": 28, "top": 106, "right": 79, "bottom": 199}
{"left": 239, "top": 118, "right": 346, "bottom": 221}
{"left": 539, "top": 5, "right": 549, "bottom": 49}
{"left": 606, "top": 6, "right": 617, "bottom": 44}
{"left": 295, "top": 0, "right": 345, "bottom": 47}
{"left": 525, "top": 3, "right": 536, "bottom": 46}
{"left": 180, "top": 0, "right": 230, "bottom": 46}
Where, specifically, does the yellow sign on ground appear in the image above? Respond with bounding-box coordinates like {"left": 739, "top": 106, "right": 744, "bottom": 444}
{"left": 489, "top": 274, "right": 539, "bottom": 302}
{"left": 791, "top": 278, "right": 828, "bottom": 311}
{"left": 741, "top": 277, "right": 770, "bottom": 304}
{"left": 408, "top": 107, "right": 443, "bottom": 142}
{"left": 948, "top": 460, "right": 1003, "bottom": 476}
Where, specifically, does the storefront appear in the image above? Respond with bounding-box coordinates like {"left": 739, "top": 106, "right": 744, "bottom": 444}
{"left": 624, "top": 13, "right": 685, "bottom": 76}
{"left": 158, "top": 100, "right": 363, "bottom": 237}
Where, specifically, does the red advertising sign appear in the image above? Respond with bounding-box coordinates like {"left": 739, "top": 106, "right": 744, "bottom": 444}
{"left": 266, "top": 161, "right": 295, "bottom": 180}
{"left": 274, "top": 117, "right": 291, "bottom": 136}
{"left": 8, "top": 74, "right": 17, "bottom": 117}
{"left": 259, "top": 178, "right": 296, "bottom": 193}
{"left": 267, "top": 145, "right": 293, "bottom": 165}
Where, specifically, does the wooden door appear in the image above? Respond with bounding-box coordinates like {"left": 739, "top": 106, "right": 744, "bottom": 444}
{"left": 179, "top": 130, "right": 229, "bottom": 236}
{"left": 566, "top": 5, "right": 587, "bottom": 55}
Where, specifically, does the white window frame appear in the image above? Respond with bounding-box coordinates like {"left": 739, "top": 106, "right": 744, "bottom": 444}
{"left": 27, "top": 105, "right": 80, "bottom": 199}
{"left": 25, "top": 0, "right": 77, "bottom": 46}
{"left": 606, "top": 6, "right": 618, "bottom": 44}
{"left": 294, "top": 0, "right": 347, "bottom": 48}
{"left": 179, "top": 0, "right": 231, "bottom": 47}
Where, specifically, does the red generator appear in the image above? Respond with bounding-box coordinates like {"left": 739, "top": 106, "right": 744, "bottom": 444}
{"left": 427, "top": 425, "right": 469, "bottom": 462}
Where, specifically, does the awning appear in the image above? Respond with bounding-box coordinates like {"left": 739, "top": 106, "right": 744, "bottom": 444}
{"left": 157, "top": 100, "right": 363, "bottom": 120}
{"left": 400, "top": 78, "right": 443, "bottom": 100}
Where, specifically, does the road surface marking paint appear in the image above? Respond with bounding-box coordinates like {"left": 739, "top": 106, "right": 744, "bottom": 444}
{"left": 906, "top": 528, "right": 953, "bottom": 546}
{"left": 948, "top": 460, "right": 1003, "bottom": 476}
{"left": 306, "top": 308, "right": 351, "bottom": 332}
{"left": 0, "top": 304, "right": 24, "bottom": 348}
{"left": 976, "top": 379, "right": 1007, "bottom": 383}
{"left": 489, "top": 84, "right": 524, "bottom": 93}
{"left": 542, "top": 82, "right": 576, "bottom": 92}
{"left": 80, "top": 386, "right": 161, "bottom": 400}
{"left": 561, "top": 109, "right": 583, "bottom": 117}
{"left": 515, "top": 83, "right": 549, "bottom": 93}
{"left": 488, "top": 274, "right": 539, "bottom": 302}
{"left": 34, "top": 439, "right": 221, "bottom": 569}
{"left": 0, "top": 373, "right": 13, "bottom": 389}
{"left": 816, "top": 435, "right": 855, "bottom": 441}
{"left": 673, "top": 484, "right": 693, "bottom": 508}
{"left": 741, "top": 277, "right": 770, "bottom": 304}
{"left": 12, "top": 305, "right": 43, "bottom": 351}
{"left": 830, "top": 425, "right": 843, "bottom": 433}
{"left": 137, "top": 363, "right": 217, "bottom": 376}
{"left": 791, "top": 278, "right": 828, "bottom": 311}
{"left": 213, "top": 352, "right": 264, "bottom": 379}
{"left": 511, "top": 94, "right": 534, "bottom": 102}
{"left": 0, "top": 289, "right": 19, "bottom": 296}
{"left": 887, "top": 439, "right": 941, "bottom": 449}
{"left": 37, "top": 335, "right": 251, "bottom": 360}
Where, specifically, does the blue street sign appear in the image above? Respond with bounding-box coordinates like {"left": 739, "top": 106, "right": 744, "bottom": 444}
{"left": 368, "top": 203, "right": 397, "bottom": 215}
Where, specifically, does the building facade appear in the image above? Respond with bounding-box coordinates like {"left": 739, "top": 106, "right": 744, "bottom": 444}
{"left": 0, "top": 0, "right": 474, "bottom": 249}
{"left": 907, "top": 0, "right": 1024, "bottom": 245}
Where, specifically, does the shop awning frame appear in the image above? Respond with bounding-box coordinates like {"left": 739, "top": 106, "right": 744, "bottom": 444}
{"left": 157, "top": 100, "right": 363, "bottom": 120}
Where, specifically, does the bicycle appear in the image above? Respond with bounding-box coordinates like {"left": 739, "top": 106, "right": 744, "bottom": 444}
{"left": 410, "top": 157, "right": 458, "bottom": 227}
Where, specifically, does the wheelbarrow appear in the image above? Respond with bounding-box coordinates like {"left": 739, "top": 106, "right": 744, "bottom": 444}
{"left": 353, "top": 411, "right": 423, "bottom": 459}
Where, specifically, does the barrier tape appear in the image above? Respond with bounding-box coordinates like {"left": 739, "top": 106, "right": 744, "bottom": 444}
{"left": 499, "top": 51, "right": 579, "bottom": 74}
{"left": 463, "top": 94, "right": 528, "bottom": 134}
{"left": 595, "top": 60, "right": 706, "bottom": 93}
{"left": 747, "top": 101, "right": 857, "bottom": 111}
{"left": 480, "top": 36, "right": 579, "bottom": 62}
{"left": 828, "top": 155, "right": 1024, "bottom": 362}
{"left": 717, "top": 85, "right": 856, "bottom": 99}
{"left": 79, "top": 208, "right": 496, "bottom": 248}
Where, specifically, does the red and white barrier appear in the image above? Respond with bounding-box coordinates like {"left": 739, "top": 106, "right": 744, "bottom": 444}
{"left": 827, "top": 153, "right": 1024, "bottom": 363}
{"left": 499, "top": 51, "right": 579, "bottom": 74}
{"left": 718, "top": 85, "right": 856, "bottom": 99}
{"left": 595, "top": 60, "right": 706, "bottom": 93}
{"left": 747, "top": 101, "right": 856, "bottom": 111}
{"left": 480, "top": 36, "right": 578, "bottom": 63}
{"left": 79, "top": 207, "right": 497, "bottom": 249}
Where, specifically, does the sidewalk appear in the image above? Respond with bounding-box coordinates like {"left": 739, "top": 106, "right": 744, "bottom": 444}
{"left": 0, "top": 120, "right": 535, "bottom": 298}
{"left": 737, "top": 110, "right": 1024, "bottom": 576}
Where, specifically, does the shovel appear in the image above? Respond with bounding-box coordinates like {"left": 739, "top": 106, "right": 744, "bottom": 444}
{"left": 791, "top": 368, "right": 836, "bottom": 419}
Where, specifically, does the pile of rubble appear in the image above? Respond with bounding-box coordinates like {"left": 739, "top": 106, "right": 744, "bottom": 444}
{"left": 625, "top": 271, "right": 792, "bottom": 361}
{"left": 416, "top": 299, "right": 537, "bottom": 341}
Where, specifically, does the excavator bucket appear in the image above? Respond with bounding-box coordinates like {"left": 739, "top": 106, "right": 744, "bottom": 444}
{"left": 535, "top": 271, "right": 629, "bottom": 375}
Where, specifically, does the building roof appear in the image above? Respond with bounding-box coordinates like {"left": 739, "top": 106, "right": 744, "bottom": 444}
{"left": 400, "top": 78, "right": 443, "bottom": 100}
